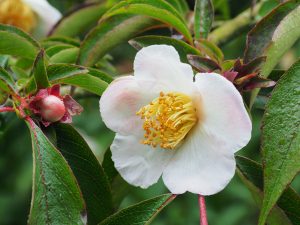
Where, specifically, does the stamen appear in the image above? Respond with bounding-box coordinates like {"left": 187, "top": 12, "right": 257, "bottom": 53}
{"left": 0, "top": 0, "right": 37, "bottom": 32}
{"left": 136, "top": 92, "right": 197, "bottom": 150}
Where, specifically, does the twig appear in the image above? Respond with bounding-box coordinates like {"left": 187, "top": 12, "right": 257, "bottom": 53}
{"left": 0, "top": 107, "right": 15, "bottom": 113}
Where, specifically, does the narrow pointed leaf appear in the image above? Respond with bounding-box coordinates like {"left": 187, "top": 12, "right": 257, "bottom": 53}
{"left": 195, "top": 40, "right": 224, "bottom": 63}
{"left": 49, "top": 47, "right": 79, "bottom": 64}
{"left": 79, "top": 14, "right": 158, "bottom": 66}
{"left": 32, "top": 50, "right": 50, "bottom": 89}
{"left": 99, "top": 194, "right": 176, "bottom": 225}
{"left": 52, "top": 124, "right": 114, "bottom": 225}
{"left": 259, "top": 60, "right": 300, "bottom": 225}
{"left": 100, "top": 0, "right": 192, "bottom": 42}
{"left": 129, "top": 35, "right": 201, "bottom": 63}
{"left": 26, "top": 120, "right": 86, "bottom": 225}
{"left": 236, "top": 156, "right": 300, "bottom": 225}
{"left": 0, "top": 25, "right": 40, "bottom": 59}
{"left": 50, "top": 3, "right": 108, "bottom": 37}
{"left": 194, "top": 0, "right": 214, "bottom": 40}
{"left": 0, "top": 67, "right": 17, "bottom": 94}
{"left": 187, "top": 55, "right": 221, "bottom": 72}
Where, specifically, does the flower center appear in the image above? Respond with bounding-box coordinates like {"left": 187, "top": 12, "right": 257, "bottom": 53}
{"left": 0, "top": 0, "right": 37, "bottom": 32}
{"left": 136, "top": 92, "right": 197, "bottom": 150}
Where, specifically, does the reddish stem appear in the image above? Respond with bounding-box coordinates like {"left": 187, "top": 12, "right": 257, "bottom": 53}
{"left": 0, "top": 107, "right": 15, "bottom": 113}
{"left": 199, "top": 195, "right": 208, "bottom": 225}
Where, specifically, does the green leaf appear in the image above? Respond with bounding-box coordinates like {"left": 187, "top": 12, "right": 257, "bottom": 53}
{"left": 102, "top": 149, "right": 132, "bottom": 209}
{"left": 42, "top": 36, "right": 80, "bottom": 49}
{"left": 0, "top": 55, "right": 9, "bottom": 68}
{"left": 51, "top": 74, "right": 108, "bottom": 96}
{"left": 194, "top": 0, "right": 214, "bottom": 40}
{"left": 129, "top": 35, "right": 201, "bottom": 63}
{"left": 26, "top": 119, "right": 86, "bottom": 225}
{"left": 195, "top": 39, "right": 224, "bottom": 63}
{"left": 259, "top": 60, "right": 300, "bottom": 225}
{"left": 49, "top": 47, "right": 79, "bottom": 64}
{"left": 45, "top": 44, "right": 74, "bottom": 57}
{"left": 236, "top": 156, "right": 300, "bottom": 225}
{"left": 101, "top": 0, "right": 192, "bottom": 43}
{"left": 47, "top": 64, "right": 89, "bottom": 80}
{"left": 88, "top": 68, "right": 114, "bottom": 84}
{"left": 0, "top": 67, "right": 16, "bottom": 94}
{"left": 50, "top": 3, "right": 108, "bottom": 37}
{"left": 52, "top": 124, "right": 114, "bottom": 225}
{"left": 165, "top": 0, "right": 189, "bottom": 17}
{"left": 244, "top": 1, "right": 300, "bottom": 107}
{"left": 32, "top": 50, "right": 50, "bottom": 89}
{"left": 79, "top": 14, "right": 158, "bottom": 66}
{"left": 99, "top": 194, "right": 176, "bottom": 225}
{"left": 0, "top": 25, "right": 40, "bottom": 59}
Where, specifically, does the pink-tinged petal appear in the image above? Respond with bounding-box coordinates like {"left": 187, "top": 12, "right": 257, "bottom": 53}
{"left": 50, "top": 84, "right": 60, "bottom": 96}
{"left": 194, "top": 73, "right": 252, "bottom": 153}
{"left": 28, "top": 89, "right": 49, "bottom": 113}
{"left": 111, "top": 134, "right": 175, "bottom": 188}
{"left": 63, "top": 95, "right": 83, "bottom": 116}
{"left": 100, "top": 76, "right": 154, "bottom": 136}
{"left": 223, "top": 71, "right": 238, "bottom": 82}
{"left": 133, "top": 45, "right": 195, "bottom": 95}
{"left": 60, "top": 111, "right": 72, "bottom": 124}
{"left": 162, "top": 126, "right": 236, "bottom": 195}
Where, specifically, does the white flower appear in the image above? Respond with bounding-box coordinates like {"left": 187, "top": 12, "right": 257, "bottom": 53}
{"left": 0, "top": 0, "right": 61, "bottom": 36}
{"left": 99, "top": 45, "right": 252, "bottom": 195}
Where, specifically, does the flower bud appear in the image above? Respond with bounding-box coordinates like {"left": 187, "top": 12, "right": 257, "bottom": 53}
{"left": 39, "top": 95, "right": 66, "bottom": 122}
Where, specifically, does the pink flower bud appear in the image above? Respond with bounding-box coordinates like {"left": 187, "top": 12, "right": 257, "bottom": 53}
{"left": 39, "top": 95, "right": 66, "bottom": 122}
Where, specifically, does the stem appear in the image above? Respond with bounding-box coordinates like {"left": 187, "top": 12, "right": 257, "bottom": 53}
{"left": 199, "top": 195, "right": 208, "bottom": 225}
{"left": 0, "top": 106, "right": 15, "bottom": 113}
{"left": 208, "top": 1, "right": 263, "bottom": 46}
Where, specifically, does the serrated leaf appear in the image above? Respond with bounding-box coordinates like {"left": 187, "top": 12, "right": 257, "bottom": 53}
{"left": 99, "top": 194, "right": 176, "bottom": 225}
{"left": 50, "top": 3, "right": 108, "bottom": 37}
{"left": 244, "top": 1, "right": 300, "bottom": 107}
{"left": 49, "top": 47, "right": 79, "bottom": 64}
{"left": 259, "top": 60, "right": 300, "bottom": 225}
{"left": 26, "top": 119, "right": 86, "bottom": 225}
{"left": 0, "top": 67, "right": 17, "bottom": 94}
{"left": 236, "top": 156, "right": 300, "bottom": 225}
{"left": 0, "top": 25, "right": 40, "bottom": 59}
{"left": 51, "top": 124, "right": 114, "bottom": 225}
{"left": 32, "top": 50, "right": 50, "bottom": 89}
{"left": 129, "top": 35, "right": 201, "bottom": 63}
{"left": 194, "top": 0, "right": 214, "bottom": 39}
{"left": 79, "top": 14, "right": 158, "bottom": 66}
{"left": 101, "top": 0, "right": 192, "bottom": 43}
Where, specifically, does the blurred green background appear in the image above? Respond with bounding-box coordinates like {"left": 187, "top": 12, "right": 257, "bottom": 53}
{"left": 0, "top": 0, "right": 300, "bottom": 224}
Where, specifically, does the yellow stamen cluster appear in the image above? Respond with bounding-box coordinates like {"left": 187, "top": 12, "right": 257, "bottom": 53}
{"left": 0, "top": 0, "right": 37, "bottom": 32}
{"left": 136, "top": 91, "right": 197, "bottom": 150}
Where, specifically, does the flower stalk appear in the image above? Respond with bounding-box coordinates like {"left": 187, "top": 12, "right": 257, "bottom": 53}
{"left": 199, "top": 195, "right": 208, "bottom": 225}
{"left": 0, "top": 106, "right": 15, "bottom": 113}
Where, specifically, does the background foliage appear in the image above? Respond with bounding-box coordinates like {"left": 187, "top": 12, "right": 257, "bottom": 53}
{"left": 0, "top": 0, "right": 299, "bottom": 225}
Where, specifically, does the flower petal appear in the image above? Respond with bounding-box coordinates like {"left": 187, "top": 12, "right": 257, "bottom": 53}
{"left": 194, "top": 73, "right": 252, "bottom": 153}
{"left": 162, "top": 126, "right": 236, "bottom": 195}
{"left": 23, "top": 0, "right": 61, "bottom": 36}
{"left": 99, "top": 76, "right": 154, "bottom": 136}
{"left": 133, "top": 45, "right": 195, "bottom": 94}
{"left": 111, "top": 134, "right": 174, "bottom": 188}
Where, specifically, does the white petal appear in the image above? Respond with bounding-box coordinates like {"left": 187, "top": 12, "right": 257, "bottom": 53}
{"left": 194, "top": 73, "right": 252, "bottom": 153}
{"left": 162, "top": 126, "right": 236, "bottom": 195}
{"left": 134, "top": 45, "right": 195, "bottom": 95}
{"left": 23, "top": 0, "right": 61, "bottom": 36}
{"left": 111, "top": 134, "right": 175, "bottom": 188}
{"left": 100, "top": 76, "right": 154, "bottom": 136}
